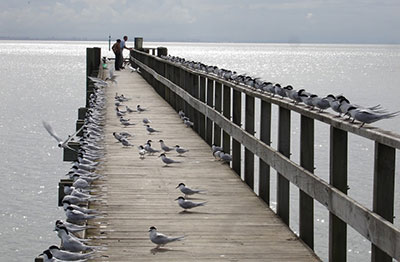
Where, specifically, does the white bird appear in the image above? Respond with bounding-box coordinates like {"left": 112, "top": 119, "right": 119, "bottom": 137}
{"left": 148, "top": 226, "right": 184, "bottom": 249}
{"left": 159, "top": 139, "right": 174, "bottom": 152}
{"left": 183, "top": 119, "right": 194, "bottom": 128}
{"left": 176, "top": 183, "right": 206, "bottom": 197}
{"left": 211, "top": 144, "right": 223, "bottom": 153}
{"left": 146, "top": 125, "right": 160, "bottom": 134}
{"left": 144, "top": 140, "right": 160, "bottom": 155}
{"left": 43, "top": 121, "right": 83, "bottom": 151}
{"left": 120, "top": 138, "right": 134, "bottom": 147}
{"left": 159, "top": 153, "right": 181, "bottom": 166}
{"left": 347, "top": 106, "right": 400, "bottom": 127}
{"left": 62, "top": 200, "right": 99, "bottom": 214}
{"left": 138, "top": 145, "right": 146, "bottom": 159}
{"left": 137, "top": 105, "right": 147, "bottom": 113}
{"left": 175, "top": 145, "right": 189, "bottom": 155}
{"left": 142, "top": 118, "right": 151, "bottom": 125}
{"left": 48, "top": 245, "right": 94, "bottom": 261}
{"left": 87, "top": 76, "right": 108, "bottom": 88}
{"left": 219, "top": 152, "right": 232, "bottom": 163}
{"left": 128, "top": 65, "right": 139, "bottom": 72}
{"left": 175, "top": 196, "right": 206, "bottom": 210}
{"left": 65, "top": 206, "right": 98, "bottom": 223}
{"left": 55, "top": 225, "right": 97, "bottom": 252}
{"left": 40, "top": 249, "right": 86, "bottom": 262}
{"left": 55, "top": 220, "right": 95, "bottom": 233}
{"left": 105, "top": 68, "right": 117, "bottom": 84}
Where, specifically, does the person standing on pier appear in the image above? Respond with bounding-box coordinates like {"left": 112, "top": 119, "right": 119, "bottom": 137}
{"left": 119, "top": 35, "right": 132, "bottom": 69}
{"left": 112, "top": 39, "right": 122, "bottom": 71}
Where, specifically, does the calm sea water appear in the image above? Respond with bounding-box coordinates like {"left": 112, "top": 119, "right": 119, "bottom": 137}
{"left": 0, "top": 40, "right": 399, "bottom": 261}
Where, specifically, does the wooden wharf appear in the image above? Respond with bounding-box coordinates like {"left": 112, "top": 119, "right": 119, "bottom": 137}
{"left": 85, "top": 63, "right": 320, "bottom": 261}
{"left": 36, "top": 42, "right": 400, "bottom": 262}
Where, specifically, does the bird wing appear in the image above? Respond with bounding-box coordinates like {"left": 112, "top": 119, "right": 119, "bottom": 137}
{"left": 42, "top": 121, "right": 63, "bottom": 143}
{"left": 65, "top": 125, "right": 84, "bottom": 144}
{"left": 153, "top": 232, "right": 169, "bottom": 244}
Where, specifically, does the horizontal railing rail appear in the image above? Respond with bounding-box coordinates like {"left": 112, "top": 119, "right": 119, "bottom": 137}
{"left": 130, "top": 48, "right": 399, "bottom": 262}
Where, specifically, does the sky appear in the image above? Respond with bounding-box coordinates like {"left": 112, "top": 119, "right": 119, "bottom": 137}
{"left": 0, "top": 0, "right": 399, "bottom": 43}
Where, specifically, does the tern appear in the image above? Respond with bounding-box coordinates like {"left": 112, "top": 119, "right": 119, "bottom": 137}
{"left": 48, "top": 245, "right": 94, "bottom": 261}
{"left": 138, "top": 145, "right": 146, "bottom": 159}
{"left": 40, "top": 249, "right": 86, "bottom": 262}
{"left": 55, "top": 220, "right": 95, "bottom": 233}
{"left": 159, "top": 139, "right": 174, "bottom": 152}
{"left": 148, "top": 226, "right": 184, "bottom": 249}
{"left": 142, "top": 118, "right": 151, "bottom": 125}
{"left": 176, "top": 183, "right": 206, "bottom": 197}
{"left": 159, "top": 153, "right": 181, "bottom": 166}
{"left": 43, "top": 121, "right": 83, "bottom": 151}
{"left": 54, "top": 225, "right": 97, "bottom": 252}
{"left": 211, "top": 144, "right": 223, "bottom": 153}
{"left": 175, "top": 196, "right": 206, "bottom": 210}
{"left": 146, "top": 125, "right": 160, "bottom": 134}
{"left": 347, "top": 106, "right": 400, "bottom": 127}
{"left": 137, "top": 105, "right": 147, "bottom": 113}
{"left": 175, "top": 145, "right": 189, "bottom": 155}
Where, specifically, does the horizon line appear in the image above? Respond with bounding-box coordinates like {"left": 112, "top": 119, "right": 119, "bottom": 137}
{"left": 0, "top": 36, "right": 399, "bottom": 45}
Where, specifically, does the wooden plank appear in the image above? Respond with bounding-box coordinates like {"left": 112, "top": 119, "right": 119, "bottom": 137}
{"left": 259, "top": 100, "right": 271, "bottom": 204}
{"left": 372, "top": 142, "right": 396, "bottom": 262}
{"left": 86, "top": 67, "right": 320, "bottom": 262}
{"left": 329, "top": 126, "right": 348, "bottom": 262}
{"left": 300, "top": 115, "right": 314, "bottom": 250}
{"left": 134, "top": 56, "right": 400, "bottom": 260}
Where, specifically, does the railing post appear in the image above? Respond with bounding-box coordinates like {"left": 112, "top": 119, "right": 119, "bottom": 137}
{"left": 300, "top": 115, "right": 314, "bottom": 250}
{"left": 206, "top": 78, "right": 214, "bottom": 146}
{"left": 277, "top": 107, "right": 290, "bottom": 225}
{"left": 245, "top": 95, "right": 255, "bottom": 190}
{"left": 214, "top": 82, "right": 222, "bottom": 146}
{"left": 329, "top": 126, "right": 348, "bottom": 262}
{"left": 192, "top": 74, "right": 199, "bottom": 133}
{"left": 372, "top": 142, "right": 395, "bottom": 262}
{"left": 222, "top": 85, "right": 231, "bottom": 153}
{"left": 259, "top": 100, "right": 271, "bottom": 204}
{"left": 232, "top": 89, "right": 242, "bottom": 176}
{"left": 199, "top": 76, "right": 206, "bottom": 139}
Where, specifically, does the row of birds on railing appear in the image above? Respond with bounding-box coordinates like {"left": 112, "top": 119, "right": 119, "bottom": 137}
{"left": 40, "top": 83, "right": 109, "bottom": 261}
{"left": 161, "top": 55, "right": 399, "bottom": 128}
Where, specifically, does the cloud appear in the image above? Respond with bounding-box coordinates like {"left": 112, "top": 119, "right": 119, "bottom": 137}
{"left": 0, "top": 0, "right": 399, "bottom": 43}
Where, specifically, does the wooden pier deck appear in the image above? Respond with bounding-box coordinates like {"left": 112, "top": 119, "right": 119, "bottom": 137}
{"left": 86, "top": 68, "right": 320, "bottom": 261}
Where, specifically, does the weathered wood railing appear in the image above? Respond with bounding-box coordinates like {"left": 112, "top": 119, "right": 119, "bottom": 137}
{"left": 130, "top": 47, "right": 400, "bottom": 262}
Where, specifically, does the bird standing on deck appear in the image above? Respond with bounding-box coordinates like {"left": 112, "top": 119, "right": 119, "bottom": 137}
{"left": 146, "top": 125, "right": 160, "bottom": 134}
{"left": 148, "top": 226, "right": 184, "bottom": 249}
{"left": 175, "top": 196, "right": 206, "bottom": 211}
{"left": 159, "top": 153, "right": 181, "bottom": 166}
{"left": 176, "top": 182, "right": 206, "bottom": 197}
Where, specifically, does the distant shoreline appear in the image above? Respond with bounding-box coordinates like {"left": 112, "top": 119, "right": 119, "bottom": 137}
{"left": 0, "top": 36, "right": 399, "bottom": 45}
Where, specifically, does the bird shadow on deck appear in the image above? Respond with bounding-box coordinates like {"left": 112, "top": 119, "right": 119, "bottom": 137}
{"left": 178, "top": 210, "right": 210, "bottom": 215}
{"left": 150, "top": 247, "right": 187, "bottom": 255}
